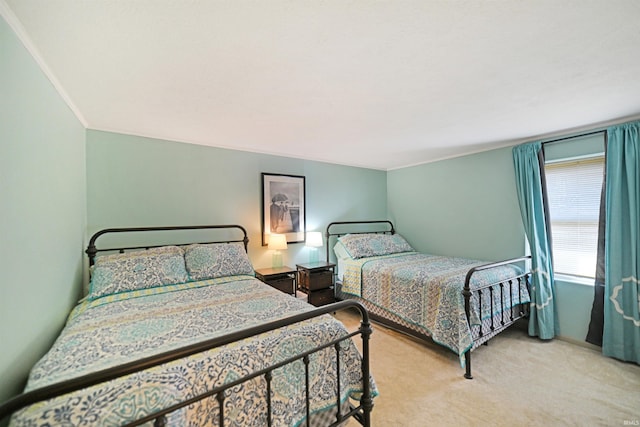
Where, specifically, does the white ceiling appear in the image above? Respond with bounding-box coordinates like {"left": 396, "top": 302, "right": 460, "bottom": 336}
{"left": 3, "top": 1, "right": 640, "bottom": 170}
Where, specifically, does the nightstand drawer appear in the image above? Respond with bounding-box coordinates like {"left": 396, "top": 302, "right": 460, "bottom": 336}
{"left": 298, "top": 269, "right": 333, "bottom": 291}
{"left": 308, "top": 287, "right": 335, "bottom": 306}
{"left": 267, "top": 276, "right": 295, "bottom": 294}
{"left": 255, "top": 266, "right": 296, "bottom": 295}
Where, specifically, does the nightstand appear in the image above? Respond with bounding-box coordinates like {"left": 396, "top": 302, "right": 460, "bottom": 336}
{"left": 255, "top": 266, "right": 297, "bottom": 295}
{"left": 296, "top": 262, "right": 336, "bottom": 306}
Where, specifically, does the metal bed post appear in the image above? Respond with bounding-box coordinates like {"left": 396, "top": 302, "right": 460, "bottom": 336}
{"left": 359, "top": 316, "right": 374, "bottom": 426}
{"left": 463, "top": 255, "right": 532, "bottom": 380}
{"left": 462, "top": 283, "right": 474, "bottom": 380}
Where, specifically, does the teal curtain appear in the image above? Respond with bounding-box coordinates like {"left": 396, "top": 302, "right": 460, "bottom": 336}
{"left": 513, "top": 142, "right": 558, "bottom": 339}
{"left": 603, "top": 122, "right": 640, "bottom": 364}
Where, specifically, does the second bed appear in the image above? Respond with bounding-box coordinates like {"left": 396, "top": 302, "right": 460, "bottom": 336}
{"left": 327, "top": 220, "right": 531, "bottom": 379}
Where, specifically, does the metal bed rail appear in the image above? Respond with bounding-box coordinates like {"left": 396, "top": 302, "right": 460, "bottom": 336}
{"left": 86, "top": 224, "right": 250, "bottom": 266}
{"left": 0, "top": 300, "right": 374, "bottom": 426}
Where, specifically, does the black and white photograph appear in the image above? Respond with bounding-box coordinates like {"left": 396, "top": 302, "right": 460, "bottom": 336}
{"left": 261, "top": 173, "right": 305, "bottom": 245}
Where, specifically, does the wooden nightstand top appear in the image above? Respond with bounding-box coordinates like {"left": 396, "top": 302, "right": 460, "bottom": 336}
{"left": 255, "top": 266, "right": 296, "bottom": 277}
{"left": 296, "top": 261, "right": 336, "bottom": 271}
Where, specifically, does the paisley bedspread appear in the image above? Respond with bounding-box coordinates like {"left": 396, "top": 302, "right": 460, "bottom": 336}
{"left": 11, "top": 276, "right": 374, "bottom": 427}
{"left": 340, "top": 253, "right": 530, "bottom": 362}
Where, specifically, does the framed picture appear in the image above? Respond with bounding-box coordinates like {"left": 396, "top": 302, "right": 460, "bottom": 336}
{"left": 262, "top": 173, "right": 306, "bottom": 246}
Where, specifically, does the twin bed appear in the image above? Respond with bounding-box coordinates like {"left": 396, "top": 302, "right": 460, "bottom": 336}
{"left": 0, "top": 225, "right": 375, "bottom": 427}
{"left": 326, "top": 220, "right": 532, "bottom": 379}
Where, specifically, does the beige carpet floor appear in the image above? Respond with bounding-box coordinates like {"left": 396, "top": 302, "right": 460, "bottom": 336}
{"left": 334, "top": 309, "right": 640, "bottom": 427}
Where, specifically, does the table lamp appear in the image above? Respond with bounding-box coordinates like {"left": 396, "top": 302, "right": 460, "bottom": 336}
{"left": 268, "top": 234, "right": 287, "bottom": 268}
{"left": 305, "top": 231, "right": 323, "bottom": 263}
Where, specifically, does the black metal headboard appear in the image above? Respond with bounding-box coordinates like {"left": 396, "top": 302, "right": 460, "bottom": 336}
{"left": 325, "top": 220, "right": 395, "bottom": 262}
{"left": 86, "top": 225, "right": 249, "bottom": 266}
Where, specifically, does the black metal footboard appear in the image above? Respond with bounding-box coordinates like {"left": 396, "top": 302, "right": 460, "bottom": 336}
{"left": 462, "top": 256, "right": 531, "bottom": 379}
{"left": 0, "top": 300, "right": 374, "bottom": 427}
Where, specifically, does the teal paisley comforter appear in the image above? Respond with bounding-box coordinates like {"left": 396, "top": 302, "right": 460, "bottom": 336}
{"left": 341, "top": 253, "right": 530, "bottom": 362}
{"left": 11, "top": 276, "right": 372, "bottom": 427}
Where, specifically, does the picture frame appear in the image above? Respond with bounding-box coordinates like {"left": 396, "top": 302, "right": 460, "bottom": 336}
{"left": 262, "top": 173, "right": 306, "bottom": 246}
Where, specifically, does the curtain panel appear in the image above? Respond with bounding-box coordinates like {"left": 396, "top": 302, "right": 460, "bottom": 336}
{"left": 513, "top": 142, "right": 558, "bottom": 339}
{"left": 585, "top": 164, "right": 607, "bottom": 347}
{"left": 603, "top": 122, "right": 640, "bottom": 364}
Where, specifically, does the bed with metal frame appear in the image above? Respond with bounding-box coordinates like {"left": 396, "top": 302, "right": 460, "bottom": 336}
{"left": 326, "top": 220, "right": 531, "bottom": 379}
{"left": 0, "top": 225, "right": 374, "bottom": 426}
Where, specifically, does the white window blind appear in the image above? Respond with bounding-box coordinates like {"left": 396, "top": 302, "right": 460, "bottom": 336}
{"left": 545, "top": 156, "right": 604, "bottom": 278}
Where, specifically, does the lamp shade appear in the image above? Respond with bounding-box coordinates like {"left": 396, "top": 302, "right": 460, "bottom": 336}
{"left": 305, "top": 231, "right": 323, "bottom": 248}
{"left": 268, "top": 234, "right": 288, "bottom": 251}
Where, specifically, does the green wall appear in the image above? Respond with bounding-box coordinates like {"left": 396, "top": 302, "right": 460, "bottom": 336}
{"left": 387, "top": 144, "right": 600, "bottom": 344}
{"left": 86, "top": 130, "right": 387, "bottom": 269}
{"left": 0, "top": 16, "right": 86, "bottom": 404}
{"left": 388, "top": 146, "right": 526, "bottom": 261}
{"left": 555, "top": 279, "right": 596, "bottom": 345}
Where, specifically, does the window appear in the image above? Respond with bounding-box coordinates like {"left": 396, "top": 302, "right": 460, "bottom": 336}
{"left": 545, "top": 156, "right": 604, "bottom": 279}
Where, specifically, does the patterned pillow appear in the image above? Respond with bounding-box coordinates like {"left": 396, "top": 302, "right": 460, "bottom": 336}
{"left": 88, "top": 246, "right": 189, "bottom": 299}
{"left": 337, "top": 233, "right": 414, "bottom": 259}
{"left": 184, "top": 242, "right": 255, "bottom": 281}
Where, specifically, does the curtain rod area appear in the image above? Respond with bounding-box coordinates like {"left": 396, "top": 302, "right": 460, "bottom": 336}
{"left": 541, "top": 129, "right": 606, "bottom": 146}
